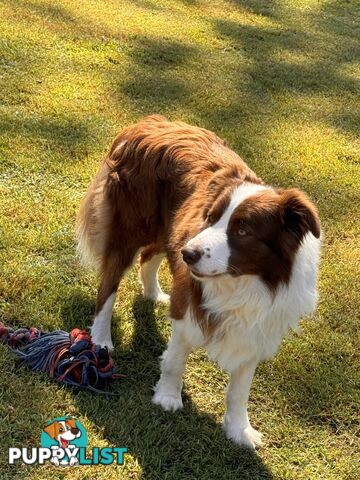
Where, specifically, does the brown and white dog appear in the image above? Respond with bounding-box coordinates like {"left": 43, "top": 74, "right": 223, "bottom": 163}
{"left": 76, "top": 115, "right": 321, "bottom": 448}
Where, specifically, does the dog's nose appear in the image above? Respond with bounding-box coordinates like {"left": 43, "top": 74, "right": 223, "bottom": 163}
{"left": 71, "top": 428, "right": 79, "bottom": 435}
{"left": 181, "top": 246, "right": 204, "bottom": 265}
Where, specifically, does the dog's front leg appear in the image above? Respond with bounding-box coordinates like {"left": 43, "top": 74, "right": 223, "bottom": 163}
{"left": 223, "top": 360, "right": 263, "bottom": 449}
{"left": 152, "top": 320, "right": 192, "bottom": 412}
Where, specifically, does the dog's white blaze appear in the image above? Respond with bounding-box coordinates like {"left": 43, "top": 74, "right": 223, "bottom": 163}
{"left": 90, "top": 292, "right": 117, "bottom": 350}
{"left": 187, "top": 227, "right": 230, "bottom": 275}
{"left": 186, "top": 183, "right": 268, "bottom": 276}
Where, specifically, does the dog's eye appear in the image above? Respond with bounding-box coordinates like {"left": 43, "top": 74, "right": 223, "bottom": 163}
{"left": 237, "top": 228, "right": 247, "bottom": 236}
{"left": 59, "top": 428, "right": 64, "bottom": 433}
{"left": 207, "top": 214, "right": 214, "bottom": 224}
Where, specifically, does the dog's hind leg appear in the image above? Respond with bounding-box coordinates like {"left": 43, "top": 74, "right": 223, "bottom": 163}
{"left": 140, "top": 244, "right": 169, "bottom": 304}
{"left": 91, "top": 246, "right": 141, "bottom": 350}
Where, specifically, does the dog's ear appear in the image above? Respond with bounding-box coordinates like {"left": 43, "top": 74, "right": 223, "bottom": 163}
{"left": 66, "top": 418, "right": 76, "bottom": 429}
{"left": 279, "top": 188, "right": 320, "bottom": 240}
{"left": 43, "top": 422, "right": 57, "bottom": 439}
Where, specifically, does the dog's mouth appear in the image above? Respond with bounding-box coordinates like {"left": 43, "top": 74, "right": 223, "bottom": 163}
{"left": 60, "top": 437, "right": 69, "bottom": 448}
{"left": 189, "top": 269, "right": 223, "bottom": 279}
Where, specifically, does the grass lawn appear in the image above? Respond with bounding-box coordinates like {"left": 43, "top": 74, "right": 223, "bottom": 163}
{"left": 0, "top": 0, "right": 359, "bottom": 478}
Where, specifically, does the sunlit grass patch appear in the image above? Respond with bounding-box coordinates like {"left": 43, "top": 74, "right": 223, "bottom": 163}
{"left": 0, "top": 0, "right": 359, "bottom": 479}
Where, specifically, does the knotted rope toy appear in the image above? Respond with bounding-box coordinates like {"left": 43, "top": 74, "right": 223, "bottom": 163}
{"left": 0, "top": 323, "right": 124, "bottom": 395}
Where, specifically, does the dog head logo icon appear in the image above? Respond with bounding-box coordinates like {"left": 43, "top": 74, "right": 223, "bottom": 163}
{"left": 41, "top": 416, "right": 88, "bottom": 466}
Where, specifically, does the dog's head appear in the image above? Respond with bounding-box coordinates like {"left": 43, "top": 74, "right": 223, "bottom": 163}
{"left": 182, "top": 181, "right": 320, "bottom": 289}
{"left": 43, "top": 418, "right": 81, "bottom": 448}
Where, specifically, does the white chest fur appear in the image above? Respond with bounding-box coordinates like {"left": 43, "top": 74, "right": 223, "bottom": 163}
{"left": 177, "top": 232, "right": 320, "bottom": 373}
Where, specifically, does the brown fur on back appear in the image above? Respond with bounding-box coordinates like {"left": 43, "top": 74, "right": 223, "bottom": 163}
{"left": 76, "top": 115, "right": 262, "bottom": 326}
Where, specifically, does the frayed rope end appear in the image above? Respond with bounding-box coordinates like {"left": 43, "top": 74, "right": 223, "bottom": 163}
{"left": 0, "top": 323, "right": 124, "bottom": 396}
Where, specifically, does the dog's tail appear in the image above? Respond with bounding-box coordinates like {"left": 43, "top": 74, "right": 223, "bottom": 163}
{"left": 76, "top": 166, "right": 110, "bottom": 271}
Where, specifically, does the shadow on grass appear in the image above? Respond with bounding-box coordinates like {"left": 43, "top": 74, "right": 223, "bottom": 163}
{"left": 0, "top": 113, "right": 99, "bottom": 160}
{"left": 213, "top": 16, "right": 357, "bottom": 98}
{"left": 211, "top": 1, "right": 358, "bottom": 138}
{"left": 119, "top": 36, "right": 197, "bottom": 109}
{"left": 262, "top": 324, "right": 359, "bottom": 435}
{"left": 60, "top": 289, "right": 95, "bottom": 332}
{"left": 60, "top": 293, "right": 274, "bottom": 479}
{"left": 129, "top": 0, "right": 165, "bottom": 11}
{"left": 227, "top": 0, "right": 281, "bottom": 18}
{"left": 4, "top": 0, "right": 126, "bottom": 41}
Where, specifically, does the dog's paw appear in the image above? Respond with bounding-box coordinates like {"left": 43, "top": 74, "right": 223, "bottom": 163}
{"left": 152, "top": 388, "right": 183, "bottom": 412}
{"left": 90, "top": 331, "right": 114, "bottom": 351}
{"left": 154, "top": 292, "right": 170, "bottom": 304}
{"left": 144, "top": 290, "right": 170, "bottom": 304}
{"left": 95, "top": 338, "right": 114, "bottom": 351}
{"left": 223, "top": 421, "right": 263, "bottom": 449}
{"left": 51, "top": 457, "right": 60, "bottom": 466}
